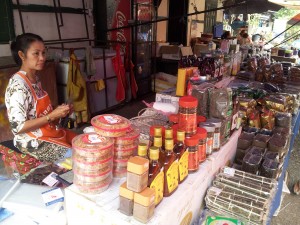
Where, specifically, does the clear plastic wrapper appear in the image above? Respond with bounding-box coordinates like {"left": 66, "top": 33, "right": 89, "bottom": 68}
{"left": 253, "top": 134, "right": 271, "bottom": 148}
{"left": 114, "top": 145, "right": 137, "bottom": 160}
{"left": 72, "top": 133, "right": 114, "bottom": 160}
{"left": 74, "top": 173, "right": 112, "bottom": 194}
{"left": 242, "top": 153, "right": 262, "bottom": 175}
{"left": 209, "top": 88, "right": 230, "bottom": 119}
{"left": 275, "top": 112, "right": 292, "bottom": 128}
{"left": 91, "top": 114, "right": 131, "bottom": 137}
{"left": 72, "top": 157, "right": 113, "bottom": 174}
{"left": 237, "top": 132, "right": 255, "bottom": 150}
{"left": 114, "top": 126, "right": 140, "bottom": 145}
{"left": 73, "top": 169, "right": 112, "bottom": 183}
{"left": 260, "top": 159, "right": 279, "bottom": 179}
{"left": 268, "top": 133, "right": 288, "bottom": 156}
{"left": 246, "top": 146, "right": 265, "bottom": 157}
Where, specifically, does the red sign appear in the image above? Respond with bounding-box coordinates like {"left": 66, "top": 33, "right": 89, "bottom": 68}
{"left": 110, "top": 0, "right": 131, "bottom": 52}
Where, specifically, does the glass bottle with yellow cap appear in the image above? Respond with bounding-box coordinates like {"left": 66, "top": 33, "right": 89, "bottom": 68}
{"left": 138, "top": 143, "right": 148, "bottom": 159}
{"left": 153, "top": 136, "right": 164, "bottom": 164}
{"left": 174, "top": 130, "right": 189, "bottom": 183}
{"left": 164, "top": 128, "right": 173, "bottom": 148}
{"left": 148, "top": 146, "right": 164, "bottom": 206}
{"left": 163, "top": 138, "right": 179, "bottom": 197}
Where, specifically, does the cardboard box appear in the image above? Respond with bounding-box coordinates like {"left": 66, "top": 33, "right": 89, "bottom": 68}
{"left": 152, "top": 72, "right": 177, "bottom": 93}
{"left": 160, "top": 45, "right": 193, "bottom": 60}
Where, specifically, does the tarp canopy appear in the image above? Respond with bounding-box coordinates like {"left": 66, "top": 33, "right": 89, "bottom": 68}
{"left": 288, "top": 13, "right": 300, "bottom": 25}
{"left": 269, "top": 0, "right": 300, "bottom": 10}
{"left": 223, "top": 0, "right": 282, "bottom": 14}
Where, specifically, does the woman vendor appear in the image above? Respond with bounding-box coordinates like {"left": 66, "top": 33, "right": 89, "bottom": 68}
{"left": 5, "top": 33, "right": 76, "bottom": 162}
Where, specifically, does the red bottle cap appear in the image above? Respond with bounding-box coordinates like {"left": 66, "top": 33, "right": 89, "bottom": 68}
{"left": 168, "top": 114, "right": 179, "bottom": 123}
{"left": 179, "top": 96, "right": 198, "bottom": 108}
{"left": 197, "top": 116, "right": 206, "bottom": 124}
{"left": 196, "top": 127, "right": 207, "bottom": 139}
{"left": 185, "top": 136, "right": 199, "bottom": 146}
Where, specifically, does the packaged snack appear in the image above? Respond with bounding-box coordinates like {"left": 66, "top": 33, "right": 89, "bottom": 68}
{"left": 242, "top": 153, "right": 262, "bottom": 175}
{"left": 253, "top": 134, "right": 271, "bottom": 149}
{"left": 114, "top": 126, "right": 140, "bottom": 146}
{"left": 237, "top": 132, "right": 255, "bottom": 150}
{"left": 260, "top": 159, "right": 279, "bottom": 179}
{"left": 73, "top": 173, "right": 112, "bottom": 194}
{"left": 275, "top": 112, "right": 292, "bottom": 128}
{"left": 91, "top": 114, "right": 131, "bottom": 137}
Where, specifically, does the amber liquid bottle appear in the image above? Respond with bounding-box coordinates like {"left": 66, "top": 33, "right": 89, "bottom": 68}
{"left": 148, "top": 146, "right": 164, "bottom": 206}
{"left": 163, "top": 138, "right": 179, "bottom": 197}
{"left": 153, "top": 136, "right": 164, "bottom": 164}
{"left": 138, "top": 143, "right": 148, "bottom": 159}
{"left": 173, "top": 131, "right": 189, "bottom": 183}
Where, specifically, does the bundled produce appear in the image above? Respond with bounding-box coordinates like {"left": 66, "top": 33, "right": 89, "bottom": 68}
{"left": 205, "top": 167, "right": 277, "bottom": 225}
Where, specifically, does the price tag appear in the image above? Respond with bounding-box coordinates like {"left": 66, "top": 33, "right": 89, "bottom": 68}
{"left": 223, "top": 167, "right": 235, "bottom": 177}
{"left": 41, "top": 188, "right": 64, "bottom": 206}
{"left": 42, "top": 172, "right": 58, "bottom": 187}
{"left": 209, "top": 187, "right": 222, "bottom": 196}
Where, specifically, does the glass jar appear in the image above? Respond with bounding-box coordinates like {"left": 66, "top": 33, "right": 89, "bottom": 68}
{"left": 196, "top": 127, "right": 207, "bottom": 163}
{"left": 178, "top": 96, "right": 198, "bottom": 136}
{"left": 206, "top": 119, "right": 222, "bottom": 151}
{"left": 185, "top": 136, "right": 199, "bottom": 173}
{"left": 200, "top": 122, "right": 215, "bottom": 155}
{"left": 119, "top": 182, "right": 134, "bottom": 216}
{"left": 127, "top": 156, "right": 149, "bottom": 192}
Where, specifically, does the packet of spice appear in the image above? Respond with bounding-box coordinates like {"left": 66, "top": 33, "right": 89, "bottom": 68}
{"left": 260, "top": 108, "right": 275, "bottom": 130}
{"left": 209, "top": 88, "right": 229, "bottom": 119}
{"left": 248, "top": 109, "right": 261, "bottom": 128}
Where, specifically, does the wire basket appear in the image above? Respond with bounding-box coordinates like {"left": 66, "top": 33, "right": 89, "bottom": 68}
{"left": 130, "top": 108, "right": 168, "bottom": 142}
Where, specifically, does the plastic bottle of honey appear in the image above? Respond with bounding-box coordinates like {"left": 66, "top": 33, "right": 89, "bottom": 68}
{"left": 163, "top": 138, "right": 179, "bottom": 197}
{"left": 148, "top": 146, "right": 164, "bottom": 206}
{"left": 153, "top": 136, "right": 164, "bottom": 164}
{"left": 138, "top": 143, "right": 148, "bottom": 159}
{"left": 173, "top": 131, "right": 189, "bottom": 183}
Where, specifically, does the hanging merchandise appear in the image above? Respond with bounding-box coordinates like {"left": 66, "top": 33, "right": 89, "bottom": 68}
{"left": 67, "top": 49, "right": 89, "bottom": 123}
{"left": 112, "top": 45, "right": 127, "bottom": 102}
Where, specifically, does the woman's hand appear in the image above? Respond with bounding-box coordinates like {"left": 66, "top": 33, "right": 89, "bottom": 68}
{"left": 49, "top": 104, "right": 71, "bottom": 122}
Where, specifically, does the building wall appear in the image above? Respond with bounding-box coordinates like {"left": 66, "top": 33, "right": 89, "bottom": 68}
{"left": 0, "top": 0, "right": 94, "bottom": 57}
{"left": 156, "top": 0, "right": 168, "bottom": 42}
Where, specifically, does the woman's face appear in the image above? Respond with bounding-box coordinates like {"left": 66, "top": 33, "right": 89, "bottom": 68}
{"left": 22, "top": 41, "right": 46, "bottom": 71}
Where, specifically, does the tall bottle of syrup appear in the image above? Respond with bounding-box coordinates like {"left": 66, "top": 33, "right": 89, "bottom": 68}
{"left": 153, "top": 136, "right": 164, "bottom": 163}
{"left": 163, "top": 138, "right": 179, "bottom": 197}
{"left": 148, "top": 146, "right": 164, "bottom": 206}
{"left": 173, "top": 131, "right": 189, "bottom": 183}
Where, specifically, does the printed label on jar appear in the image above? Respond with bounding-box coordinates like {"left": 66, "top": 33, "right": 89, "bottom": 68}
{"left": 213, "top": 133, "right": 220, "bottom": 150}
{"left": 198, "top": 143, "right": 206, "bottom": 162}
{"left": 166, "top": 161, "right": 179, "bottom": 193}
{"left": 103, "top": 115, "right": 121, "bottom": 124}
{"left": 188, "top": 151, "right": 199, "bottom": 171}
{"left": 150, "top": 171, "right": 164, "bottom": 205}
{"left": 178, "top": 151, "right": 189, "bottom": 182}
{"left": 178, "top": 114, "right": 197, "bottom": 134}
{"left": 206, "top": 137, "right": 213, "bottom": 155}
{"left": 84, "top": 134, "right": 105, "bottom": 144}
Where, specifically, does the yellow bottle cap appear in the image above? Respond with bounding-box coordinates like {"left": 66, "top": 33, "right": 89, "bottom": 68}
{"left": 165, "top": 128, "right": 173, "bottom": 139}
{"left": 154, "top": 127, "right": 162, "bottom": 136}
{"left": 138, "top": 143, "right": 148, "bottom": 157}
{"left": 165, "top": 138, "right": 174, "bottom": 151}
{"left": 149, "top": 146, "right": 159, "bottom": 160}
{"left": 177, "top": 130, "right": 185, "bottom": 141}
{"left": 153, "top": 136, "right": 162, "bottom": 147}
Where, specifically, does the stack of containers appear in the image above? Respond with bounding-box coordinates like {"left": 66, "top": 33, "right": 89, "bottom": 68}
{"left": 72, "top": 133, "right": 114, "bottom": 194}
{"left": 113, "top": 126, "right": 140, "bottom": 178}
{"left": 91, "top": 114, "right": 139, "bottom": 178}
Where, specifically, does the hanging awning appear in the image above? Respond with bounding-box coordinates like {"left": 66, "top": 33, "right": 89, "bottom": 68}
{"left": 269, "top": 0, "right": 300, "bottom": 10}
{"left": 223, "top": 0, "right": 283, "bottom": 14}
{"left": 288, "top": 13, "right": 300, "bottom": 25}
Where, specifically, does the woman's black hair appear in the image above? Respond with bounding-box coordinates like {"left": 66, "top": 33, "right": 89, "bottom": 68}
{"left": 10, "top": 33, "right": 44, "bottom": 66}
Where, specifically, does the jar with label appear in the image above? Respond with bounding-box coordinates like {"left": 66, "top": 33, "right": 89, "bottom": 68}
{"left": 163, "top": 139, "right": 179, "bottom": 197}
{"left": 133, "top": 187, "right": 155, "bottom": 223}
{"left": 185, "top": 136, "right": 199, "bottom": 173}
{"left": 119, "top": 182, "right": 134, "bottom": 216}
{"left": 127, "top": 156, "right": 149, "bottom": 192}
{"left": 178, "top": 96, "right": 198, "bottom": 136}
{"left": 138, "top": 143, "right": 148, "bottom": 159}
{"left": 200, "top": 122, "right": 215, "bottom": 155}
{"left": 196, "top": 127, "right": 207, "bottom": 163}
{"left": 148, "top": 147, "right": 164, "bottom": 206}
{"left": 206, "top": 119, "right": 222, "bottom": 151}
{"left": 173, "top": 131, "right": 188, "bottom": 183}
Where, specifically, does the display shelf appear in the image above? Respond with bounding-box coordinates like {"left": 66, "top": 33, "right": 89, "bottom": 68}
{"left": 268, "top": 110, "right": 300, "bottom": 224}
{"left": 65, "top": 128, "right": 242, "bottom": 225}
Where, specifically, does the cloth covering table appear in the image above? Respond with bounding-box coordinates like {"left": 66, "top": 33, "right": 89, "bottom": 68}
{"left": 65, "top": 128, "right": 242, "bottom": 225}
